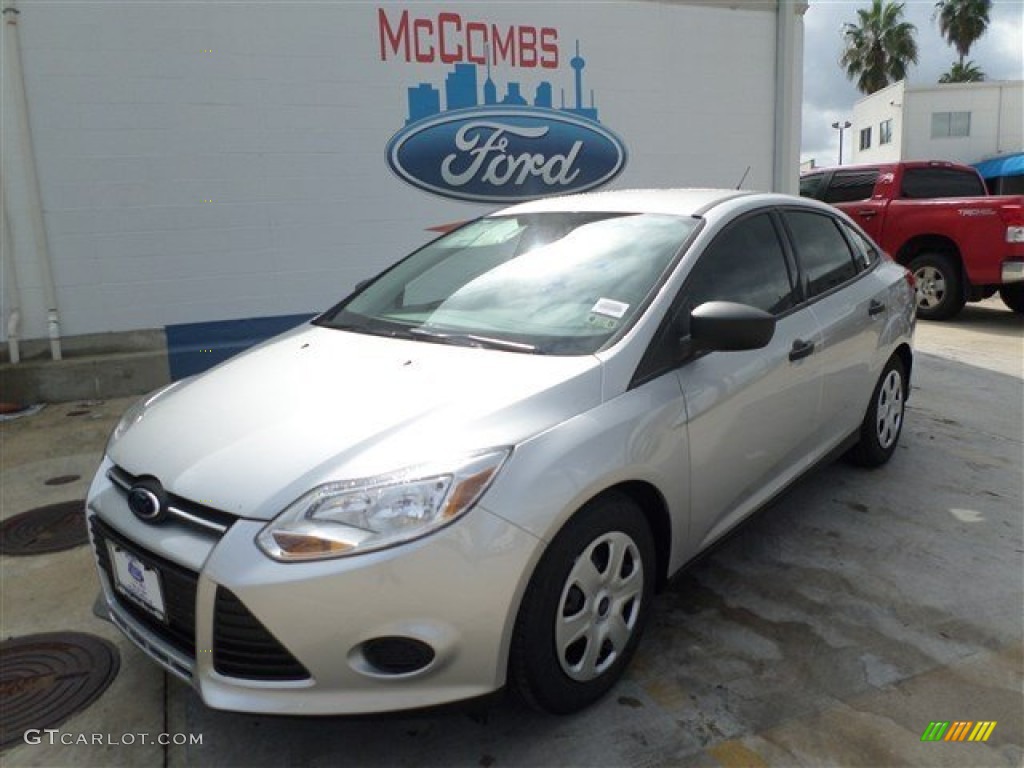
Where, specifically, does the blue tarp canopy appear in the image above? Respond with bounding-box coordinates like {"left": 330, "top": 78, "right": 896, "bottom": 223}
{"left": 972, "top": 152, "right": 1024, "bottom": 179}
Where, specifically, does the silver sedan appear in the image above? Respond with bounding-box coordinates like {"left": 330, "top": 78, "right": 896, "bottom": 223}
{"left": 86, "top": 189, "right": 915, "bottom": 715}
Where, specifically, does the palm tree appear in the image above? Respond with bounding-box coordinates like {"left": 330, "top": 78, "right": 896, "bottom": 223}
{"left": 841, "top": 0, "right": 919, "bottom": 95}
{"left": 939, "top": 60, "right": 985, "bottom": 82}
{"left": 935, "top": 0, "right": 991, "bottom": 67}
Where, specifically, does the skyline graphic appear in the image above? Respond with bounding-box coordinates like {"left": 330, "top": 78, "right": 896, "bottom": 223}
{"left": 405, "top": 41, "right": 600, "bottom": 126}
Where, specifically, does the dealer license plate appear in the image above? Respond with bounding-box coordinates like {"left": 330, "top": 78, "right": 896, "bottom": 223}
{"left": 108, "top": 543, "right": 167, "bottom": 622}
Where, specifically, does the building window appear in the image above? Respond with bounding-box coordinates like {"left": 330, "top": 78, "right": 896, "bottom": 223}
{"left": 879, "top": 119, "right": 893, "bottom": 145}
{"left": 931, "top": 111, "right": 971, "bottom": 138}
{"left": 859, "top": 127, "right": 872, "bottom": 150}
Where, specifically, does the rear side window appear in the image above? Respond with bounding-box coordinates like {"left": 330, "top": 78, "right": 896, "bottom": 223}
{"left": 900, "top": 167, "right": 985, "bottom": 198}
{"left": 823, "top": 170, "right": 879, "bottom": 203}
{"left": 841, "top": 223, "right": 880, "bottom": 271}
{"left": 783, "top": 211, "right": 860, "bottom": 297}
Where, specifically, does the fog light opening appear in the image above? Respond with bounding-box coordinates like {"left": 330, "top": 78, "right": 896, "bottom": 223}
{"left": 359, "top": 636, "right": 436, "bottom": 676}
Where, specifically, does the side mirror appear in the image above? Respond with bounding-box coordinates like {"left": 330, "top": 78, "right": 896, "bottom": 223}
{"left": 689, "top": 301, "right": 775, "bottom": 352}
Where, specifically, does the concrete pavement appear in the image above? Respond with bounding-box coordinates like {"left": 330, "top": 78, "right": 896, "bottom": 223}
{"left": 2, "top": 298, "right": 1021, "bottom": 767}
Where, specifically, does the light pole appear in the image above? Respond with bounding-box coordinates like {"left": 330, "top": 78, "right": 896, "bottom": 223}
{"left": 832, "top": 121, "right": 851, "bottom": 166}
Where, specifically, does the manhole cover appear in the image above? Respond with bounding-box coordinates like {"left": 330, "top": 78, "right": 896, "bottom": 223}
{"left": 0, "top": 501, "right": 88, "bottom": 556}
{"left": 0, "top": 633, "right": 120, "bottom": 749}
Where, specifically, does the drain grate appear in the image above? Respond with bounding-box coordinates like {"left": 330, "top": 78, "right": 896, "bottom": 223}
{"left": 0, "top": 632, "right": 120, "bottom": 749}
{"left": 0, "top": 501, "right": 88, "bottom": 556}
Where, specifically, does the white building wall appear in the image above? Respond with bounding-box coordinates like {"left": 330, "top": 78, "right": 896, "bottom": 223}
{"left": 2, "top": 1, "right": 796, "bottom": 341}
{"left": 851, "top": 81, "right": 904, "bottom": 164}
{"left": 903, "top": 82, "right": 1022, "bottom": 163}
{"left": 994, "top": 84, "right": 1023, "bottom": 156}
{"left": 852, "top": 80, "right": 1023, "bottom": 166}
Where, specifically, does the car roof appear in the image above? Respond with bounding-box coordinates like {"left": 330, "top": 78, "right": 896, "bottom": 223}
{"left": 498, "top": 188, "right": 761, "bottom": 218}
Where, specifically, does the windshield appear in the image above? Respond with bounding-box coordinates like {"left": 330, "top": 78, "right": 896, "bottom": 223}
{"left": 318, "top": 212, "right": 698, "bottom": 355}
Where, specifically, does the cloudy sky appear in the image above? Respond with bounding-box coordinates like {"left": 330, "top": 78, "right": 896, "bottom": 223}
{"left": 801, "top": 0, "right": 1024, "bottom": 165}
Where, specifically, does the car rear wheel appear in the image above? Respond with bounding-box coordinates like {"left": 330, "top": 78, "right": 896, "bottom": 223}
{"left": 508, "top": 492, "right": 655, "bottom": 714}
{"left": 908, "top": 253, "right": 965, "bottom": 320}
{"left": 999, "top": 284, "right": 1024, "bottom": 314}
{"left": 847, "top": 355, "right": 907, "bottom": 468}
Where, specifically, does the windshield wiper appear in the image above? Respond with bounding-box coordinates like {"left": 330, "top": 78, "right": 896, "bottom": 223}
{"left": 326, "top": 318, "right": 417, "bottom": 340}
{"left": 409, "top": 327, "right": 537, "bottom": 353}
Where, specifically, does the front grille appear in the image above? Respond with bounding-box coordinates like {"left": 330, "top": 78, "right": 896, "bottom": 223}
{"left": 107, "top": 465, "right": 236, "bottom": 535}
{"left": 90, "top": 516, "right": 198, "bottom": 657}
{"left": 213, "top": 588, "right": 310, "bottom": 681}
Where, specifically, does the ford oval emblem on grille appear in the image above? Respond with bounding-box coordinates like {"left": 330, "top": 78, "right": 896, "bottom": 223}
{"left": 127, "top": 480, "right": 167, "bottom": 523}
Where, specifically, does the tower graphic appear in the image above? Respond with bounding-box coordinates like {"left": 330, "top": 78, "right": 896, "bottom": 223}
{"left": 483, "top": 45, "right": 498, "bottom": 106}
{"left": 570, "top": 41, "right": 584, "bottom": 111}
{"left": 402, "top": 41, "right": 601, "bottom": 125}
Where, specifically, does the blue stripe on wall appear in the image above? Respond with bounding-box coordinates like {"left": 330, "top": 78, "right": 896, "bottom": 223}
{"left": 166, "top": 313, "right": 316, "bottom": 380}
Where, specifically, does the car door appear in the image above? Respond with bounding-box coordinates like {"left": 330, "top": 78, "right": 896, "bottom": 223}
{"left": 667, "top": 211, "right": 826, "bottom": 553}
{"left": 779, "top": 208, "right": 890, "bottom": 450}
{"left": 822, "top": 168, "right": 886, "bottom": 242}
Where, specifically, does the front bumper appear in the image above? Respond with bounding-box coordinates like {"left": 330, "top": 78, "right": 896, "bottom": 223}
{"left": 86, "top": 458, "right": 542, "bottom": 714}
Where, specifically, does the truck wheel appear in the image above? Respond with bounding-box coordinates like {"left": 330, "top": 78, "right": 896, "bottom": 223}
{"left": 1000, "top": 284, "right": 1024, "bottom": 314}
{"left": 508, "top": 492, "right": 655, "bottom": 714}
{"left": 908, "top": 253, "right": 965, "bottom": 321}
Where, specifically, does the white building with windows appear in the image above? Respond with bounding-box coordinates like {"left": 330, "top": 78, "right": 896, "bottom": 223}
{"left": 850, "top": 79, "right": 1023, "bottom": 166}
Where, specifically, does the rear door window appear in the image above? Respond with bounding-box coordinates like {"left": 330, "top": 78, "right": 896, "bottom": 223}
{"left": 900, "top": 167, "right": 986, "bottom": 198}
{"left": 783, "top": 210, "right": 860, "bottom": 298}
{"left": 840, "top": 223, "right": 880, "bottom": 271}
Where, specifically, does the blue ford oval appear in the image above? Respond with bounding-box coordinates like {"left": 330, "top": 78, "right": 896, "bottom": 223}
{"left": 386, "top": 108, "right": 628, "bottom": 203}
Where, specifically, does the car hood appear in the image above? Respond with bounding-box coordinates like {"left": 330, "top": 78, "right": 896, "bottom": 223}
{"left": 109, "top": 324, "right": 602, "bottom": 520}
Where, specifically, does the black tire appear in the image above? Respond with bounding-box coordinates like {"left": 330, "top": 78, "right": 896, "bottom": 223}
{"left": 1000, "top": 284, "right": 1024, "bottom": 314}
{"left": 508, "top": 492, "right": 655, "bottom": 714}
{"left": 847, "top": 355, "right": 908, "bottom": 468}
{"left": 908, "top": 252, "right": 965, "bottom": 321}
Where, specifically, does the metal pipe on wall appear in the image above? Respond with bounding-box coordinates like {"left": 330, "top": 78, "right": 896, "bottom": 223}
{"left": 3, "top": 0, "right": 61, "bottom": 359}
{"left": 773, "top": 0, "right": 805, "bottom": 195}
{"left": 1, "top": 195, "right": 22, "bottom": 364}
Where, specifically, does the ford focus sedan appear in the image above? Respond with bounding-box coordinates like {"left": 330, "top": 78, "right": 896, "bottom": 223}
{"left": 87, "top": 189, "right": 915, "bottom": 715}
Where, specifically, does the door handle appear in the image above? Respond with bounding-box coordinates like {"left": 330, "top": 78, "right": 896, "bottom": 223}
{"left": 789, "top": 338, "right": 815, "bottom": 361}
{"left": 857, "top": 209, "right": 877, "bottom": 218}
{"left": 868, "top": 299, "right": 886, "bottom": 316}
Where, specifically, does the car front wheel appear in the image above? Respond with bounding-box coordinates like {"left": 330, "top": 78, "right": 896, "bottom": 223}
{"left": 508, "top": 492, "right": 655, "bottom": 714}
{"left": 847, "top": 355, "right": 908, "bottom": 468}
{"left": 909, "top": 253, "right": 965, "bottom": 320}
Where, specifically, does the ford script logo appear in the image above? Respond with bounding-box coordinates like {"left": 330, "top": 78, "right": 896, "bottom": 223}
{"left": 387, "top": 109, "right": 627, "bottom": 203}
{"left": 127, "top": 481, "right": 167, "bottom": 524}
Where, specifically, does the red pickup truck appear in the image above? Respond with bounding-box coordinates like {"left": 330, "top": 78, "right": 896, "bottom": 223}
{"left": 800, "top": 161, "right": 1024, "bottom": 319}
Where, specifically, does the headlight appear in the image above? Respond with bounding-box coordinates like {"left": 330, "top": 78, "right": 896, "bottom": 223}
{"left": 256, "top": 449, "right": 510, "bottom": 562}
{"left": 108, "top": 380, "right": 185, "bottom": 447}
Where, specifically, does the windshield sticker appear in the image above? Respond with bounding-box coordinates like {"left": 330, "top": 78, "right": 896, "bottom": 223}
{"left": 591, "top": 298, "right": 629, "bottom": 319}
{"left": 587, "top": 314, "right": 618, "bottom": 330}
